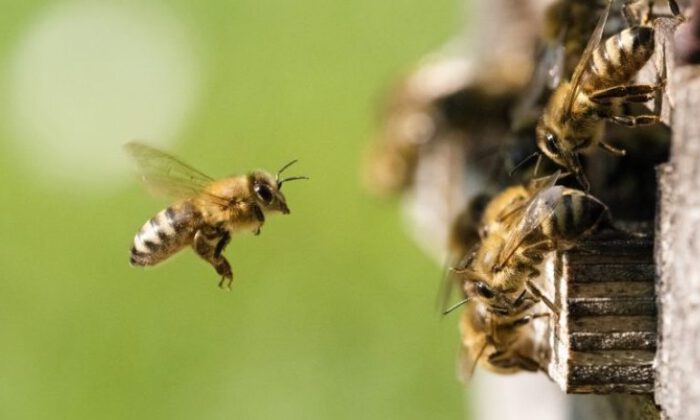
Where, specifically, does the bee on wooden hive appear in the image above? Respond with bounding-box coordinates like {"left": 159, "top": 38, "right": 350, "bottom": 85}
{"left": 535, "top": 0, "right": 679, "bottom": 189}
{"left": 453, "top": 172, "right": 610, "bottom": 317}
{"left": 125, "top": 142, "right": 307, "bottom": 290}
{"left": 457, "top": 301, "right": 550, "bottom": 380}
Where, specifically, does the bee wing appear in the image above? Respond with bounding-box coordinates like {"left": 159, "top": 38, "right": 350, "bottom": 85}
{"left": 496, "top": 185, "right": 565, "bottom": 268}
{"left": 563, "top": 0, "right": 612, "bottom": 117}
{"left": 493, "top": 171, "right": 561, "bottom": 227}
{"left": 527, "top": 170, "right": 563, "bottom": 193}
{"left": 544, "top": 41, "right": 566, "bottom": 90}
{"left": 125, "top": 142, "right": 228, "bottom": 205}
{"left": 457, "top": 336, "right": 488, "bottom": 383}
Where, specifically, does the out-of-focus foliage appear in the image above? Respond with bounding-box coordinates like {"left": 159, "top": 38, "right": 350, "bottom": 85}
{"left": 0, "top": 1, "right": 465, "bottom": 419}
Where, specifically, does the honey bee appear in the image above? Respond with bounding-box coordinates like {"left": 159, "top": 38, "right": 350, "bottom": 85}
{"left": 125, "top": 142, "right": 307, "bottom": 290}
{"left": 510, "top": 0, "right": 620, "bottom": 134}
{"left": 458, "top": 301, "right": 549, "bottom": 380}
{"left": 536, "top": 0, "right": 663, "bottom": 189}
{"left": 454, "top": 172, "right": 609, "bottom": 316}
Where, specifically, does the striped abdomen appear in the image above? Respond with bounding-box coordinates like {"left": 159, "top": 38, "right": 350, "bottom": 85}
{"left": 579, "top": 26, "right": 655, "bottom": 93}
{"left": 541, "top": 189, "right": 608, "bottom": 240}
{"left": 130, "top": 201, "right": 201, "bottom": 267}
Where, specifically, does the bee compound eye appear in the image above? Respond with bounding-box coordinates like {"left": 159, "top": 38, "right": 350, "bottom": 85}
{"left": 254, "top": 183, "right": 273, "bottom": 204}
{"left": 545, "top": 132, "right": 559, "bottom": 154}
{"left": 476, "top": 282, "right": 495, "bottom": 299}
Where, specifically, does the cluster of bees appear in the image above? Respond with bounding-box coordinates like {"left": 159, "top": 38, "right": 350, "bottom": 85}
{"left": 365, "top": 0, "right": 684, "bottom": 380}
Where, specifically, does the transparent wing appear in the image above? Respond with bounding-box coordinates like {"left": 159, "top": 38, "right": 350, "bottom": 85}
{"left": 527, "top": 170, "right": 562, "bottom": 193}
{"left": 458, "top": 341, "right": 487, "bottom": 383}
{"left": 124, "top": 142, "right": 223, "bottom": 203}
{"left": 563, "top": 0, "right": 612, "bottom": 117}
{"left": 510, "top": 41, "right": 565, "bottom": 131}
{"left": 493, "top": 197, "right": 529, "bottom": 228}
{"left": 545, "top": 41, "right": 566, "bottom": 90}
{"left": 496, "top": 184, "right": 565, "bottom": 269}
{"left": 492, "top": 171, "right": 561, "bottom": 228}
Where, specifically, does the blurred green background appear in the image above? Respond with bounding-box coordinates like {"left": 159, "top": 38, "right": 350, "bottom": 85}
{"left": 0, "top": 1, "right": 466, "bottom": 419}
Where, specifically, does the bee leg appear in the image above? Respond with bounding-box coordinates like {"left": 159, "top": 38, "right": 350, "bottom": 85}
{"left": 193, "top": 229, "right": 234, "bottom": 290}
{"left": 487, "top": 351, "right": 508, "bottom": 365}
{"left": 529, "top": 312, "right": 551, "bottom": 321}
{"left": 610, "top": 114, "right": 660, "bottom": 127}
{"left": 589, "top": 84, "right": 658, "bottom": 104}
{"left": 598, "top": 141, "right": 627, "bottom": 156}
{"left": 512, "top": 353, "right": 541, "bottom": 372}
{"left": 252, "top": 204, "right": 265, "bottom": 236}
{"left": 521, "top": 239, "right": 556, "bottom": 259}
{"left": 214, "top": 231, "right": 231, "bottom": 258}
{"left": 510, "top": 288, "right": 538, "bottom": 311}
{"left": 526, "top": 279, "right": 558, "bottom": 315}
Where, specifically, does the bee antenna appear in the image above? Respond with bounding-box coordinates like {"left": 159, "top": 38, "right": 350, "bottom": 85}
{"left": 509, "top": 152, "right": 541, "bottom": 177}
{"left": 276, "top": 160, "right": 309, "bottom": 188}
{"left": 533, "top": 153, "right": 543, "bottom": 177}
{"left": 442, "top": 298, "right": 470, "bottom": 316}
{"left": 276, "top": 159, "right": 299, "bottom": 180}
{"left": 277, "top": 176, "right": 310, "bottom": 189}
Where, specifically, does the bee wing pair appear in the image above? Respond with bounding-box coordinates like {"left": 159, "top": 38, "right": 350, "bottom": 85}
{"left": 510, "top": 37, "right": 566, "bottom": 131}
{"left": 495, "top": 172, "right": 564, "bottom": 269}
{"left": 124, "top": 142, "right": 230, "bottom": 207}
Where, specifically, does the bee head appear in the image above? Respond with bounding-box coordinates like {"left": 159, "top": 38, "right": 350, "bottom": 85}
{"left": 458, "top": 267, "right": 496, "bottom": 302}
{"left": 536, "top": 123, "right": 589, "bottom": 189}
{"left": 249, "top": 171, "right": 287, "bottom": 213}
{"left": 460, "top": 269, "right": 518, "bottom": 314}
{"left": 274, "top": 159, "right": 309, "bottom": 191}
{"left": 249, "top": 160, "right": 308, "bottom": 214}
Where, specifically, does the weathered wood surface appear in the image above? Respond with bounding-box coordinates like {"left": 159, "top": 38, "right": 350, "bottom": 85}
{"left": 570, "top": 394, "right": 661, "bottom": 420}
{"left": 544, "top": 227, "right": 657, "bottom": 394}
{"left": 655, "top": 66, "right": 700, "bottom": 420}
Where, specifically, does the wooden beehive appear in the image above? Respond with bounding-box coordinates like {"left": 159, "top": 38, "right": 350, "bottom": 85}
{"left": 543, "top": 226, "right": 656, "bottom": 394}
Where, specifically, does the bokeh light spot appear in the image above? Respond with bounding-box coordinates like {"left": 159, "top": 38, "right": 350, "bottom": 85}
{"left": 5, "top": 1, "right": 201, "bottom": 188}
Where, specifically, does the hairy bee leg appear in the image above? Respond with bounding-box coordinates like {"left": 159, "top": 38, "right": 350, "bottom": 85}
{"left": 487, "top": 351, "right": 510, "bottom": 366}
{"left": 589, "top": 84, "right": 658, "bottom": 104}
{"left": 526, "top": 279, "right": 558, "bottom": 314}
{"left": 529, "top": 312, "right": 551, "bottom": 321}
{"left": 518, "top": 357, "right": 541, "bottom": 372}
{"left": 514, "top": 354, "right": 541, "bottom": 372}
{"left": 468, "top": 341, "right": 489, "bottom": 378}
{"left": 611, "top": 114, "right": 660, "bottom": 126}
{"left": 193, "top": 229, "right": 234, "bottom": 290}
{"left": 252, "top": 204, "right": 265, "bottom": 235}
{"left": 214, "top": 231, "right": 231, "bottom": 258}
{"left": 487, "top": 350, "right": 541, "bottom": 372}
{"left": 510, "top": 289, "right": 538, "bottom": 311}
{"left": 521, "top": 239, "right": 556, "bottom": 259}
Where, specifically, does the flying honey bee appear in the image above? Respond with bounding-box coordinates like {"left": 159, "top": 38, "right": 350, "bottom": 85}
{"left": 536, "top": 0, "right": 665, "bottom": 189}
{"left": 457, "top": 301, "right": 549, "bottom": 380}
{"left": 453, "top": 172, "right": 610, "bottom": 316}
{"left": 125, "top": 142, "right": 308, "bottom": 290}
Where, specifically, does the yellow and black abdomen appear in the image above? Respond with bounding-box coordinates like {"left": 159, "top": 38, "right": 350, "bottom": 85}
{"left": 130, "top": 201, "right": 201, "bottom": 267}
{"left": 542, "top": 190, "right": 609, "bottom": 241}
{"left": 579, "top": 26, "right": 655, "bottom": 93}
